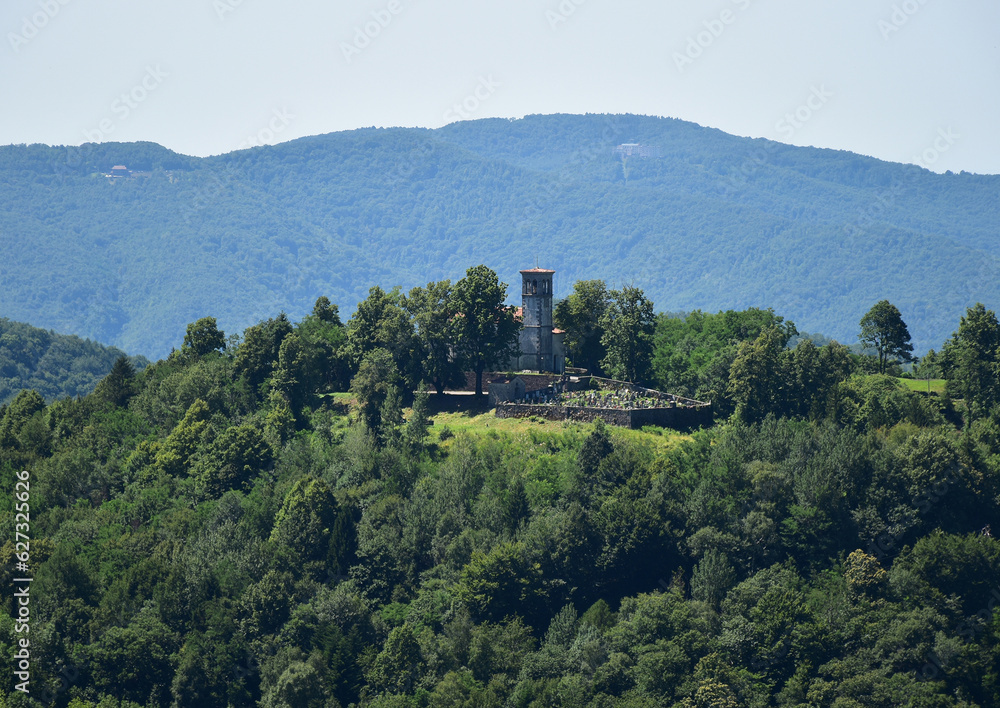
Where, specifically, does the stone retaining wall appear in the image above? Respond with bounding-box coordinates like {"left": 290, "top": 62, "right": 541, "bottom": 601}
{"left": 495, "top": 402, "right": 712, "bottom": 430}
{"left": 564, "top": 407, "right": 632, "bottom": 427}
{"left": 495, "top": 403, "right": 572, "bottom": 423}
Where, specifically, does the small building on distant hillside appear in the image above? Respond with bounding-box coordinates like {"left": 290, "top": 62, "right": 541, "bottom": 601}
{"left": 108, "top": 165, "right": 130, "bottom": 178}
{"left": 613, "top": 144, "right": 660, "bottom": 159}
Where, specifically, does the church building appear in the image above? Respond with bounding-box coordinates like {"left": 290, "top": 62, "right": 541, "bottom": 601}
{"left": 513, "top": 267, "right": 566, "bottom": 373}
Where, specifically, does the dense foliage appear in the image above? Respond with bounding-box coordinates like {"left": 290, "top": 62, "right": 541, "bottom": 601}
{"left": 2, "top": 114, "right": 999, "bottom": 358}
{"left": 859, "top": 301, "right": 915, "bottom": 375}
{"left": 1, "top": 286, "right": 998, "bottom": 708}
{"left": 0, "top": 318, "right": 148, "bottom": 405}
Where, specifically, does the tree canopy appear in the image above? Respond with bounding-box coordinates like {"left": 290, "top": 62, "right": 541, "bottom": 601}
{"left": 554, "top": 279, "right": 609, "bottom": 373}
{"left": 859, "top": 300, "right": 914, "bottom": 374}
{"left": 599, "top": 285, "right": 655, "bottom": 384}
{"left": 942, "top": 302, "right": 1000, "bottom": 423}
{"left": 451, "top": 265, "right": 520, "bottom": 396}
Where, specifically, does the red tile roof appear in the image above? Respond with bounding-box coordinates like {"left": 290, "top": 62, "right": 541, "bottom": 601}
{"left": 520, "top": 268, "right": 555, "bottom": 273}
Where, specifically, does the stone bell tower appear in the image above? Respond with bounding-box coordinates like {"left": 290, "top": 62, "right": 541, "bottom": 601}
{"left": 518, "top": 267, "right": 556, "bottom": 372}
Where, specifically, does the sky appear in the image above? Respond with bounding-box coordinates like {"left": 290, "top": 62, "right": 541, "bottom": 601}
{"left": 2, "top": 0, "right": 999, "bottom": 174}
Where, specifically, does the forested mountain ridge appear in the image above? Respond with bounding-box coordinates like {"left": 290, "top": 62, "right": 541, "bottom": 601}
{"left": 1, "top": 113, "right": 998, "bottom": 358}
{"left": 0, "top": 317, "right": 148, "bottom": 405}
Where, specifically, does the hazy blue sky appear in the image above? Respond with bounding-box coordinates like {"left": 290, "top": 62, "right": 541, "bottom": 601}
{"left": 3, "top": 0, "right": 998, "bottom": 173}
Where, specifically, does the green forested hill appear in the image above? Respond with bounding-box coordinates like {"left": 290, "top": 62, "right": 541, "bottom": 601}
{"left": 1, "top": 114, "right": 998, "bottom": 358}
{"left": 2, "top": 296, "right": 999, "bottom": 707}
{"left": 0, "top": 318, "right": 148, "bottom": 405}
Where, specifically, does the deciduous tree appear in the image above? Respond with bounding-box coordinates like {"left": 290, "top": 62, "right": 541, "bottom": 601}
{"left": 555, "top": 279, "right": 609, "bottom": 373}
{"left": 182, "top": 316, "right": 226, "bottom": 357}
{"left": 599, "top": 285, "right": 655, "bottom": 384}
{"left": 728, "top": 327, "right": 785, "bottom": 424}
{"left": 404, "top": 279, "right": 463, "bottom": 394}
{"left": 859, "top": 300, "right": 913, "bottom": 374}
{"left": 349, "top": 348, "right": 401, "bottom": 439}
{"left": 198, "top": 422, "right": 273, "bottom": 497}
{"left": 348, "top": 286, "right": 416, "bottom": 386}
{"left": 234, "top": 314, "right": 294, "bottom": 394}
{"left": 942, "top": 303, "right": 1000, "bottom": 423}
{"left": 451, "top": 265, "right": 520, "bottom": 396}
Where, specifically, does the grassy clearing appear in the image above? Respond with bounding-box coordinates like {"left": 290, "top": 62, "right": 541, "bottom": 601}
{"left": 324, "top": 391, "right": 696, "bottom": 451}
{"left": 898, "top": 378, "right": 946, "bottom": 394}
{"left": 425, "top": 395, "right": 693, "bottom": 451}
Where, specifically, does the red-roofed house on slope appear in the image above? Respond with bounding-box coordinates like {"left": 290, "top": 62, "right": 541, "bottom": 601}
{"left": 512, "top": 267, "right": 566, "bottom": 373}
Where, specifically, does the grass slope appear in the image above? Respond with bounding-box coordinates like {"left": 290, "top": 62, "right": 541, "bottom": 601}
{"left": 898, "top": 377, "right": 947, "bottom": 394}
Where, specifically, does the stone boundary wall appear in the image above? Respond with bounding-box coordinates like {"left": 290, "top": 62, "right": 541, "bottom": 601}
{"left": 461, "top": 371, "right": 564, "bottom": 393}
{"left": 514, "top": 373, "right": 565, "bottom": 392}
{"left": 495, "top": 403, "right": 712, "bottom": 430}
{"left": 564, "top": 407, "right": 632, "bottom": 427}
{"left": 630, "top": 405, "right": 713, "bottom": 429}
{"left": 495, "top": 403, "right": 573, "bottom": 423}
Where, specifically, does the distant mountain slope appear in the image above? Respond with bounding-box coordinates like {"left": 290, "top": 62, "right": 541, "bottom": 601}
{"left": 0, "top": 318, "right": 148, "bottom": 405}
{"left": 0, "top": 114, "right": 997, "bottom": 358}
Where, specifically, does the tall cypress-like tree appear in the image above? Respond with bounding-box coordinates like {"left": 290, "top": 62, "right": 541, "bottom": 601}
{"left": 405, "top": 383, "right": 432, "bottom": 452}
{"left": 93, "top": 355, "right": 136, "bottom": 408}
